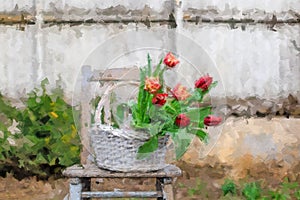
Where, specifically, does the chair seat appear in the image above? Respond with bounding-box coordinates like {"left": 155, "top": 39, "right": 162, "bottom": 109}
{"left": 63, "top": 163, "right": 182, "bottom": 178}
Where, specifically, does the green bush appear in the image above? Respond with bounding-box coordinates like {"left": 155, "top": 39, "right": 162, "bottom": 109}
{"left": 222, "top": 179, "right": 237, "bottom": 196}
{"left": 0, "top": 79, "right": 81, "bottom": 178}
{"left": 242, "top": 182, "right": 262, "bottom": 200}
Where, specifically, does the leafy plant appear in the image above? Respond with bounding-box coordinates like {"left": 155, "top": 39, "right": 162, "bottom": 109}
{"left": 0, "top": 79, "right": 81, "bottom": 178}
{"left": 242, "top": 182, "right": 262, "bottom": 200}
{"left": 295, "top": 189, "right": 300, "bottom": 200}
{"left": 222, "top": 179, "right": 237, "bottom": 196}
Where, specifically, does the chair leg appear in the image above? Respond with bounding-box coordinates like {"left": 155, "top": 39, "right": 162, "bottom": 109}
{"left": 69, "top": 178, "right": 82, "bottom": 200}
{"left": 156, "top": 178, "right": 163, "bottom": 200}
{"left": 156, "top": 178, "right": 175, "bottom": 200}
{"left": 82, "top": 178, "right": 91, "bottom": 200}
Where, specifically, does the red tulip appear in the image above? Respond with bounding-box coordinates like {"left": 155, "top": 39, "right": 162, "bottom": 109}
{"left": 175, "top": 113, "right": 191, "bottom": 128}
{"left": 144, "top": 77, "right": 161, "bottom": 94}
{"left": 195, "top": 75, "right": 213, "bottom": 91}
{"left": 204, "top": 115, "right": 222, "bottom": 126}
{"left": 163, "top": 52, "right": 180, "bottom": 68}
{"left": 171, "top": 84, "right": 191, "bottom": 101}
{"left": 152, "top": 93, "right": 168, "bottom": 106}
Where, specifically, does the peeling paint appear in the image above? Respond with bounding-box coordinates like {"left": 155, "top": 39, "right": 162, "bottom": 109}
{"left": 41, "top": 1, "right": 173, "bottom": 22}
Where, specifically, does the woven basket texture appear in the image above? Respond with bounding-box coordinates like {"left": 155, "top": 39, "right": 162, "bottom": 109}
{"left": 90, "top": 81, "right": 169, "bottom": 172}
{"left": 90, "top": 124, "right": 168, "bottom": 172}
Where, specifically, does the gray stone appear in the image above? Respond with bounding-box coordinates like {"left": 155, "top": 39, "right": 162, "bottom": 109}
{"left": 256, "top": 100, "right": 274, "bottom": 114}
{"left": 291, "top": 105, "right": 300, "bottom": 116}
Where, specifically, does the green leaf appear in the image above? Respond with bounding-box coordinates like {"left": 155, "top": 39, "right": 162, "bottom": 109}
{"left": 148, "top": 122, "right": 163, "bottom": 137}
{"left": 295, "top": 190, "right": 300, "bottom": 199}
{"left": 27, "top": 96, "right": 37, "bottom": 108}
{"left": 158, "top": 67, "right": 165, "bottom": 87}
{"left": 35, "top": 153, "right": 48, "bottom": 164}
{"left": 49, "top": 157, "right": 57, "bottom": 166}
{"left": 138, "top": 135, "right": 158, "bottom": 154}
{"left": 163, "top": 99, "right": 181, "bottom": 115}
{"left": 210, "top": 81, "right": 218, "bottom": 89}
{"left": 148, "top": 105, "right": 158, "bottom": 119}
{"left": 150, "top": 106, "right": 173, "bottom": 125}
{"left": 0, "top": 94, "right": 19, "bottom": 120}
{"left": 192, "top": 129, "right": 208, "bottom": 141}
{"left": 41, "top": 78, "right": 49, "bottom": 91}
{"left": 135, "top": 67, "right": 150, "bottom": 124}
{"left": 185, "top": 107, "right": 212, "bottom": 122}
{"left": 189, "top": 88, "right": 204, "bottom": 102}
{"left": 153, "top": 58, "right": 163, "bottom": 77}
{"left": 114, "top": 103, "right": 128, "bottom": 125}
{"left": 170, "top": 129, "right": 193, "bottom": 159}
{"left": 201, "top": 81, "right": 218, "bottom": 97}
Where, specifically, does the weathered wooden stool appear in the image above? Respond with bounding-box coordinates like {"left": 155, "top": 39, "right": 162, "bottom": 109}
{"left": 63, "top": 164, "right": 181, "bottom": 199}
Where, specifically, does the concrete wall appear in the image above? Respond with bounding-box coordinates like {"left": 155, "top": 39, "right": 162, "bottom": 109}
{"left": 0, "top": 0, "right": 299, "bottom": 180}
{"left": 0, "top": 1, "right": 299, "bottom": 100}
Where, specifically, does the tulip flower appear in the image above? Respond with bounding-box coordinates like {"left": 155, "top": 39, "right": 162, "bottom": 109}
{"left": 195, "top": 75, "right": 213, "bottom": 91}
{"left": 163, "top": 52, "right": 180, "bottom": 68}
{"left": 175, "top": 113, "right": 191, "bottom": 128}
{"left": 152, "top": 93, "right": 168, "bottom": 106}
{"left": 171, "top": 84, "right": 191, "bottom": 101}
{"left": 144, "top": 77, "right": 161, "bottom": 94}
{"left": 204, "top": 115, "right": 222, "bottom": 126}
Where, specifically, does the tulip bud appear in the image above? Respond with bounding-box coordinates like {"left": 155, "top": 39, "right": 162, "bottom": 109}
{"left": 195, "top": 75, "right": 213, "bottom": 91}
{"left": 204, "top": 115, "right": 222, "bottom": 126}
{"left": 163, "top": 52, "right": 180, "bottom": 68}
{"left": 152, "top": 93, "right": 168, "bottom": 106}
{"left": 175, "top": 113, "right": 191, "bottom": 128}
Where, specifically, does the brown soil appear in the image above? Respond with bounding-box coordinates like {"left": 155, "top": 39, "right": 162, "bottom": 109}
{"left": 0, "top": 174, "right": 68, "bottom": 200}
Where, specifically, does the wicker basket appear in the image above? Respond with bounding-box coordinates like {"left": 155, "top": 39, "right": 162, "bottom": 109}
{"left": 90, "top": 81, "right": 168, "bottom": 172}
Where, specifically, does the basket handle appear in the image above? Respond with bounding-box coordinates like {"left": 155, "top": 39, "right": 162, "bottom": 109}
{"left": 94, "top": 81, "right": 140, "bottom": 125}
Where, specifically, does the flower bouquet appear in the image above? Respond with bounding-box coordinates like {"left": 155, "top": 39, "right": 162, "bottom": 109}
{"left": 126, "top": 53, "right": 222, "bottom": 159}
{"left": 90, "top": 52, "right": 222, "bottom": 172}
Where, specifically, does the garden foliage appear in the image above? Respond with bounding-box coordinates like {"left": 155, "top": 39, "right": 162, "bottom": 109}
{"left": 0, "top": 79, "right": 81, "bottom": 178}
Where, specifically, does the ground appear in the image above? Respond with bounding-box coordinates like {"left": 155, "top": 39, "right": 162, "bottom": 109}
{"left": 1, "top": 161, "right": 299, "bottom": 200}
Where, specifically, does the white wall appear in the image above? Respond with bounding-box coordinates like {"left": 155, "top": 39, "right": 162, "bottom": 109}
{"left": 0, "top": 0, "right": 299, "bottom": 100}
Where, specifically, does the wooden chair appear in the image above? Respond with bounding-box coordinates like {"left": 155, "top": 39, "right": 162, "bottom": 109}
{"left": 63, "top": 66, "right": 182, "bottom": 199}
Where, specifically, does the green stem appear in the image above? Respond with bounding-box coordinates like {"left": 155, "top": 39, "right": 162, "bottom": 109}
{"left": 147, "top": 53, "right": 152, "bottom": 76}
{"left": 163, "top": 101, "right": 178, "bottom": 116}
